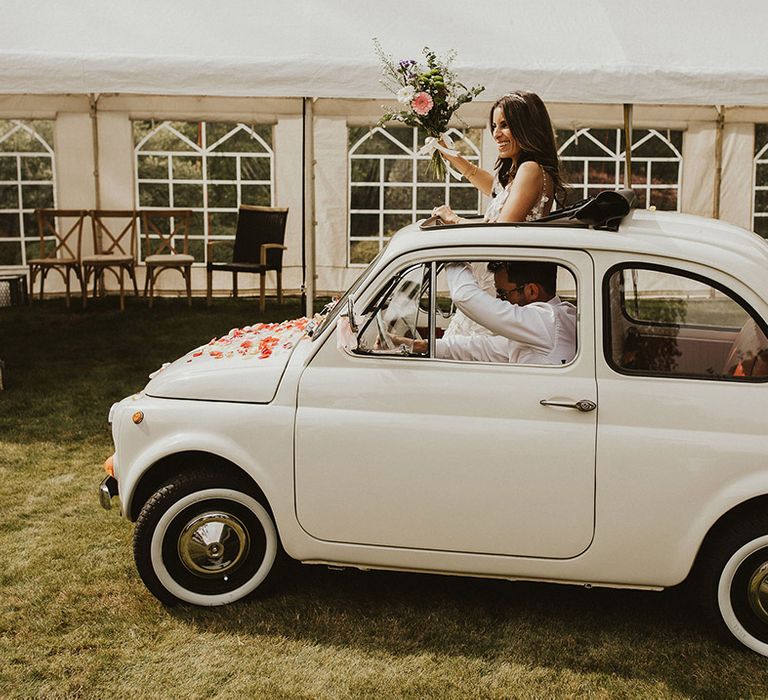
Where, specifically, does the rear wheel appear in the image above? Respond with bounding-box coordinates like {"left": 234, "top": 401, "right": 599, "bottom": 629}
{"left": 701, "top": 516, "right": 768, "bottom": 656}
{"left": 133, "top": 471, "right": 279, "bottom": 606}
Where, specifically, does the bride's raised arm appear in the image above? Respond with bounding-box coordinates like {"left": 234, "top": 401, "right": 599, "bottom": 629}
{"left": 439, "top": 148, "right": 494, "bottom": 197}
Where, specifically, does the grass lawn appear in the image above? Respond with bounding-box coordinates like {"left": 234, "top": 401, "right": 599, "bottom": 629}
{"left": 1, "top": 296, "right": 768, "bottom": 699}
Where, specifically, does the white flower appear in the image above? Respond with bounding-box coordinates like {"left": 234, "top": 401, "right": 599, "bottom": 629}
{"left": 396, "top": 86, "right": 415, "bottom": 104}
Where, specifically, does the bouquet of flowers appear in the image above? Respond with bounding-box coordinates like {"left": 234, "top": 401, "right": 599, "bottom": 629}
{"left": 374, "top": 39, "right": 484, "bottom": 179}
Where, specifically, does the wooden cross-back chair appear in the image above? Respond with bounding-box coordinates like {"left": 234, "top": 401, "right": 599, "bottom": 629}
{"left": 29, "top": 209, "right": 87, "bottom": 308}
{"left": 82, "top": 210, "right": 139, "bottom": 311}
{"left": 206, "top": 205, "right": 288, "bottom": 311}
{"left": 141, "top": 209, "right": 194, "bottom": 308}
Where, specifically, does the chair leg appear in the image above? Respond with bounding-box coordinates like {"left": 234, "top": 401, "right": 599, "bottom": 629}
{"left": 129, "top": 266, "right": 139, "bottom": 297}
{"left": 40, "top": 269, "right": 47, "bottom": 301}
{"left": 277, "top": 270, "right": 283, "bottom": 304}
{"left": 259, "top": 272, "right": 266, "bottom": 313}
{"left": 82, "top": 266, "right": 89, "bottom": 309}
{"left": 207, "top": 267, "right": 213, "bottom": 307}
{"left": 143, "top": 266, "right": 150, "bottom": 298}
{"left": 185, "top": 265, "right": 192, "bottom": 307}
{"left": 119, "top": 266, "right": 125, "bottom": 312}
{"left": 64, "top": 266, "right": 71, "bottom": 309}
{"left": 76, "top": 266, "right": 86, "bottom": 308}
{"left": 148, "top": 267, "right": 155, "bottom": 308}
{"left": 232, "top": 272, "right": 238, "bottom": 299}
{"left": 29, "top": 266, "right": 38, "bottom": 303}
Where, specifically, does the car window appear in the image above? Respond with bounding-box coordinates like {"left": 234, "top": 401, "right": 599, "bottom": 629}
{"left": 354, "top": 259, "right": 577, "bottom": 365}
{"left": 356, "top": 263, "right": 430, "bottom": 355}
{"left": 605, "top": 265, "right": 768, "bottom": 380}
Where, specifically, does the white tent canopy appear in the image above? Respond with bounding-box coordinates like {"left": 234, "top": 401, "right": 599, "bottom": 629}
{"left": 2, "top": 0, "right": 767, "bottom": 105}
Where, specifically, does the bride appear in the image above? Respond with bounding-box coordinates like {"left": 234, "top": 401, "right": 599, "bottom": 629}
{"left": 431, "top": 91, "right": 567, "bottom": 338}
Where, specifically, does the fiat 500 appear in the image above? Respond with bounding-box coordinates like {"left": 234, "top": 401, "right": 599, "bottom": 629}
{"left": 100, "top": 196, "right": 768, "bottom": 657}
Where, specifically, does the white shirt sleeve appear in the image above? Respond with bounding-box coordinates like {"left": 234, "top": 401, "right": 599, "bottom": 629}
{"left": 435, "top": 334, "right": 512, "bottom": 362}
{"left": 445, "top": 263, "right": 556, "bottom": 352}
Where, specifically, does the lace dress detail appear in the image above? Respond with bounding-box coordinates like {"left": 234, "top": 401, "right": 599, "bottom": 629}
{"left": 443, "top": 166, "right": 550, "bottom": 339}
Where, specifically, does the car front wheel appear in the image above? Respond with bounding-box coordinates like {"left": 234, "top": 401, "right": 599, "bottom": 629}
{"left": 702, "top": 517, "right": 768, "bottom": 657}
{"left": 133, "top": 471, "right": 279, "bottom": 606}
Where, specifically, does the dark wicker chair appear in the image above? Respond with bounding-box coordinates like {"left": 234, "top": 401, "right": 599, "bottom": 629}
{"left": 29, "top": 209, "right": 87, "bottom": 308}
{"left": 206, "top": 205, "right": 288, "bottom": 311}
{"left": 81, "top": 210, "right": 139, "bottom": 311}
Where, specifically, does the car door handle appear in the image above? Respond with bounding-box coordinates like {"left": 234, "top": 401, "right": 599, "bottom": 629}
{"left": 539, "top": 399, "right": 597, "bottom": 412}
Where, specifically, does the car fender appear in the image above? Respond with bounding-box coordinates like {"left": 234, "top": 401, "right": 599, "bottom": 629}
{"left": 678, "top": 469, "right": 768, "bottom": 578}
{"left": 120, "top": 430, "right": 284, "bottom": 523}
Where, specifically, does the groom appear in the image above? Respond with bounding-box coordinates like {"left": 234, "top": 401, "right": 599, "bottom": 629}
{"left": 407, "top": 261, "right": 576, "bottom": 365}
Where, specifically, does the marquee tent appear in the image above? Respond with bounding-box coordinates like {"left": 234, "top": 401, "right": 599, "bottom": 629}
{"left": 1, "top": 0, "right": 767, "bottom": 307}
{"left": 2, "top": 0, "right": 767, "bottom": 104}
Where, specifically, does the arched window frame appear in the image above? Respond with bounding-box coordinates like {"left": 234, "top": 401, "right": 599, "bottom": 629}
{"left": 753, "top": 127, "right": 768, "bottom": 237}
{"left": 557, "top": 128, "right": 682, "bottom": 210}
{"left": 134, "top": 120, "right": 274, "bottom": 263}
{"left": 0, "top": 120, "right": 56, "bottom": 268}
{"left": 348, "top": 125, "right": 482, "bottom": 266}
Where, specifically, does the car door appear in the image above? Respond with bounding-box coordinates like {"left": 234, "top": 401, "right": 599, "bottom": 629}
{"left": 294, "top": 249, "right": 597, "bottom": 559}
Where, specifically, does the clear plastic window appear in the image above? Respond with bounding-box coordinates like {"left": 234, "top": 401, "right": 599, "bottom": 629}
{"left": 606, "top": 266, "right": 768, "bottom": 379}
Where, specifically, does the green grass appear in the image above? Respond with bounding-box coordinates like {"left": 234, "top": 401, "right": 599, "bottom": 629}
{"left": 1, "top": 296, "right": 768, "bottom": 699}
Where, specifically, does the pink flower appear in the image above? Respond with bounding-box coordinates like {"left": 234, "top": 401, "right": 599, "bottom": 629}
{"left": 411, "top": 92, "right": 433, "bottom": 116}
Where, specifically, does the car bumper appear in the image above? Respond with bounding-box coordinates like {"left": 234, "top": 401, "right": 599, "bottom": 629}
{"left": 99, "top": 475, "right": 119, "bottom": 510}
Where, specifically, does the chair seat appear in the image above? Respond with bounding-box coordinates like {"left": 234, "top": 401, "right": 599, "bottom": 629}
{"left": 145, "top": 254, "right": 194, "bottom": 265}
{"left": 28, "top": 257, "right": 78, "bottom": 265}
{"left": 82, "top": 254, "right": 134, "bottom": 264}
{"left": 207, "top": 262, "right": 269, "bottom": 273}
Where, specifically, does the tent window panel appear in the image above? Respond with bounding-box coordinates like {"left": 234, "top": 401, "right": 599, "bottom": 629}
{"left": 240, "top": 185, "right": 271, "bottom": 207}
{"left": 172, "top": 156, "right": 203, "bottom": 180}
{"left": 753, "top": 125, "right": 768, "bottom": 238}
{"left": 0, "top": 241, "right": 22, "bottom": 265}
{"left": 21, "top": 184, "right": 53, "bottom": 209}
{"left": 0, "top": 213, "right": 20, "bottom": 237}
{"left": 0, "top": 120, "right": 55, "bottom": 268}
{"left": 557, "top": 127, "right": 681, "bottom": 212}
{"left": 134, "top": 120, "right": 274, "bottom": 263}
{"left": 348, "top": 126, "right": 482, "bottom": 265}
{"left": 0, "top": 186, "right": 18, "bottom": 209}
{"left": 137, "top": 155, "right": 168, "bottom": 179}
{"left": 20, "top": 156, "right": 52, "bottom": 181}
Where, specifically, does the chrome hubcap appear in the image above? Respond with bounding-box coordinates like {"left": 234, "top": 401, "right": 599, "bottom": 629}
{"left": 178, "top": 512, "right": 249, "bottom": 577}
{"left": 747, "top": 560, "right": 768, "bottom": 624}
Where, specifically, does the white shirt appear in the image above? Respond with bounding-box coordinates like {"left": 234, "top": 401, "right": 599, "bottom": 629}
{"left": 435, "top": 263, "right": 577, "bottom": 365}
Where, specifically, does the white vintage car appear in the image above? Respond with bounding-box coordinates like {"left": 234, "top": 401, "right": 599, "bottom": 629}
{"left": 100, "top": 193, "right": 768, "bottom": 657}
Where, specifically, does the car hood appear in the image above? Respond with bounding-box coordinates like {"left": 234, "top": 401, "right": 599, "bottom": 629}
{"left": 144, "top": 318, "right": 311, "bottom": 403}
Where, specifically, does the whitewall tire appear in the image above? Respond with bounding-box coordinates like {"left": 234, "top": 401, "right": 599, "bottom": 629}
{"left": 134, "top": 473, "right": 279, "bottom": 606}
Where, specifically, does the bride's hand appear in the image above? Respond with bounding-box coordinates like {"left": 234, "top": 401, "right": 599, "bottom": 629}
{"left": 432, "top": 205, "right": 460, "bottom": 225}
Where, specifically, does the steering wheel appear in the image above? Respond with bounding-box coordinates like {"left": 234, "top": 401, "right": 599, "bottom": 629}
{"left": 375, "top": 310, "right": 396, "bottom": 350}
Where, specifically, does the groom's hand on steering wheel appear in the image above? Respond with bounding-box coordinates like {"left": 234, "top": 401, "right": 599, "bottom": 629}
{"left": 389, "top": 334, "right": 428, "bottom": 355}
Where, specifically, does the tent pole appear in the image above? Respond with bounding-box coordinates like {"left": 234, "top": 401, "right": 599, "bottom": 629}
{"left": 623, "top": 103, "right": 633, "bottom": 190}
{"left": 713, "top": 105, "right": 725, "bottom": 219}
{"left": 302, "top": 97, "right": 316, "bottom": 317}
{"left": 88, "top": 93, "right": 101, "bottom": 209}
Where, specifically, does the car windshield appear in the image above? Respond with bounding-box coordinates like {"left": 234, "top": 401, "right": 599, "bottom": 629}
{"left": 311, "top": 248, "right": 386, "bottom": 340}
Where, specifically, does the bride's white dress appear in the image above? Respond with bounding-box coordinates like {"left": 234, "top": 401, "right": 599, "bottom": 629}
{"left": 442, "top": 167, "right": 551, "bottom": 339}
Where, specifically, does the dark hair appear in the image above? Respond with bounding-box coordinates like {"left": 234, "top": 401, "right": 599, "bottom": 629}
{"left": 490, "top": 91, "right": 566, "bottom": 207}
{"left": 488, "top": 260, "right": 558, "bottom": 297}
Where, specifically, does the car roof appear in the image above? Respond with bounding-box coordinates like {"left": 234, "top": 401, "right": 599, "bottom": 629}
{"left": 383, "top": 209, "right": 768, "bottom": 296}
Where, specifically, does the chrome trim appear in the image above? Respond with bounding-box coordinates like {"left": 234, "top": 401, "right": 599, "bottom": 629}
{"left": 99, "top": 475, "right": 118, "bottom": 511}
{"left": 177, "top": 512, "right": 250, "bottom": 577}
{"left": 540, "top": 399, "right": 597, "bottom": 412}
{"left": 747, "top": 560, "right": 768, "bottom": 624}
